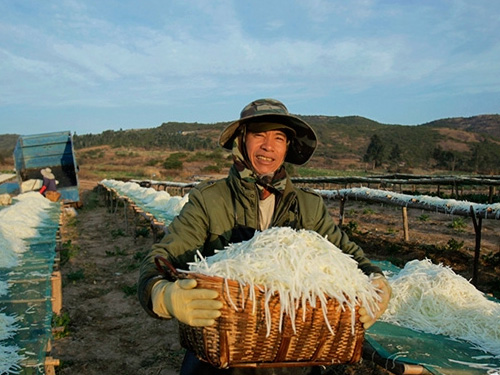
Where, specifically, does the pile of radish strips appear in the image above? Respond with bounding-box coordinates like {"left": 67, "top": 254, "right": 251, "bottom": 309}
{"left": 186, "top": 227, "right": 381, "bottom": 336}
{"left": 380, "top": 259, "right": 500, "bottom": 356}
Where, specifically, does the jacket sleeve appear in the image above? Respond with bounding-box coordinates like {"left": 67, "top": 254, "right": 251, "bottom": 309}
{"left": 137, "top": 187, "right": 211, "bottom": 318}
{"left": 299, "top": 190, "right": 383, "bottom": 277}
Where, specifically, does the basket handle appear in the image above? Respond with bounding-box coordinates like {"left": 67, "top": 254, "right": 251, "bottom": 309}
{"left": 154, "top": 255, "right": 184, "bottom": 280}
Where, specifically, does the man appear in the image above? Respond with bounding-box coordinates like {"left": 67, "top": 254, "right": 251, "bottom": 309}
{"left": 40, "top": 168, "right": 60, "bottom": 202}
{"left": 138, "top": 98, "right": 391, "bottom": 375}
{"left": 40, "top": 168, "right": 57, "bottom": 195}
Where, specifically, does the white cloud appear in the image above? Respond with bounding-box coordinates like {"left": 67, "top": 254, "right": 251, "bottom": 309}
{"left": 0, "top": 0, "right": 499, "bottom": 133}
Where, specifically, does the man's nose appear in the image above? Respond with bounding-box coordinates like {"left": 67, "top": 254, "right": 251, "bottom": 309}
{"left": 261, "top": 136, "right": 274, "bottom": 150}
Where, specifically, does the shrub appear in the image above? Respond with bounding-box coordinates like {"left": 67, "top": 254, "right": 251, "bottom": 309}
{"left": 449, "top": 217, "right": 467, "bottom": 232}
{"left": 343, "top": 220, "right": 359, "bottom": 236}
{"left": 163, "top": 158, "right": 183, "bottom": 170}
{"left": 417, "top": 214, "right": 430, "bottom": 222}
{"left": 60, "top": 240, "right": 79, "bottom": 266}
{"left": 445, "top": 238, "right": 464, "bottom": 252}
{"left": 67, "top": 269, "right": 85, "bottom": 282}
{"left": 482, "top": 251, "right": 500, "bottom": 267}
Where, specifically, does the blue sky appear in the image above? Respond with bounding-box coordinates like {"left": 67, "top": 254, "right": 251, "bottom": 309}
{"left": 1, "top": 0, "right": 499, "bottom": 135}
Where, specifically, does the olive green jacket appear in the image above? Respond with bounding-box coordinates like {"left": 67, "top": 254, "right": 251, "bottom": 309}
{"left": 138, "top": 166, "right": 382, "bottom": 317}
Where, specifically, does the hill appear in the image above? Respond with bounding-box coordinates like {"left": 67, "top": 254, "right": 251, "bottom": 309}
{"left": 1, "top": 114, "right": 499, "bottom": 178}
{"left": 422, "top": 114, "right": 500, "bottom": 139}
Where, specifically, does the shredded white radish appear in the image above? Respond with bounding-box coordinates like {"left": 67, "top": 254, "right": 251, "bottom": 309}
{"left": 0, "top": 312, "right": 23, "bottom": 375}
{"left": 185, "top": 227, "right": 380, "bottom": 336}
{"left": 0, "top": 192, "right": 54, "bottom": 268}
{"left": 381, "top": 259, "right": 500, "bottom": 356}
{"left": 99, "top": 179, "right": 188, "bottom": 224}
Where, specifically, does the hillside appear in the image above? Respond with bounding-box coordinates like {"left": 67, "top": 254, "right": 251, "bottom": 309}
{"left": 422, "top": 114, "right": 500, "bottom": 139}
{"left": 72, "top": 114, "right": 500, "bottom": 175}
{"left": 1, "top": 114, "right": 500, "bottom": 178}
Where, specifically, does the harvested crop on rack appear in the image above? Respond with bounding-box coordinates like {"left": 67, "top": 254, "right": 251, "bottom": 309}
{"left": 0, "top": 344, "right": 23, "bottom": 375}
{"left": 0, "top": 313, "right": 17, "bottom": 341}
{"left": 0, "top": 312, "right": 23, "bottom": 375}
{"left": 381, "top": 259, "right": 500, "bottom": 356}
{"left": 186, "top": 227, "right": 380, "bottom": 335}
{"left": 0, "top": 192, "right": 53, "bottom": 268}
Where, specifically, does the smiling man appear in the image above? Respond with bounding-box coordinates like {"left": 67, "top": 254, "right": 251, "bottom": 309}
{"left": 138, "top": 98, "right": 391, "bottom": 375}
{"left": 245, "top": 129, "right": 288, "bottom": 176}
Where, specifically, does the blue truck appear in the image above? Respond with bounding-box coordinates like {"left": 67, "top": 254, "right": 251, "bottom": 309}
{"left": 13, "top": 131, "right": 80, "bottom": 203}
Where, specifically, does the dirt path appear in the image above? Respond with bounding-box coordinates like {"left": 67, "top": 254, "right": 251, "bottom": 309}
{"left": 52, "top": 188, "right": 183, "bottom": 375}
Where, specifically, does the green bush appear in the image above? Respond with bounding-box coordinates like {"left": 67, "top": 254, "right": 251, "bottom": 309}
{"left": 342, "top": 220, "right": 359, "bottom": 236}
{"left": 163, "top": 158, "right": 183, "bottom": 170}
{"left": 445, "top": 238, "right": 464, "bottom": 252}
{"left": 67, "top": 269, "right": 85, "bottom": 282}
{"left": 111, "top": 228, "right": 126, "bottom": 238}
{"left": 449, "top": 217, "right": 467, "bottom": 232}
{"left": 417, "top": 214, "right": 430, "bottom": 222}
{"left": 52, "top": 311, "right": 71, "bottom": 339}
{"left": 482, "top": 251, "right": 500, "bottom": 267}
{"left": 60, "top": 240, "right": 79, "bottom": 266}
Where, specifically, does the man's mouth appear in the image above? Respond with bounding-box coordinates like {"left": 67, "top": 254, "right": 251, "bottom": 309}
{"left": 256, "top": 155, "right": 273, "bottom": 162}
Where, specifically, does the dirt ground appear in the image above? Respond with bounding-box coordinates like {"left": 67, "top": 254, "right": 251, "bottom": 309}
{"left": 50, "top": 179, "right": 499, "bottom": 375}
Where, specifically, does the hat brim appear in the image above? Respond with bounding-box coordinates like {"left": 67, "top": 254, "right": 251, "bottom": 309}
{"left": 219, "top": 113, "right": 317, "bottom": 165}
{"left": 41, "top": 169, "right": 55, "bottom": 179}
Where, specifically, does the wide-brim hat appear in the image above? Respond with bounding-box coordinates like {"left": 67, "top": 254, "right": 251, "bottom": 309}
{"left": 219, "top": 98, "right": 317, "bottom": 165}
{"left": 41, "top": 168, "right": 55, "bottom": 179}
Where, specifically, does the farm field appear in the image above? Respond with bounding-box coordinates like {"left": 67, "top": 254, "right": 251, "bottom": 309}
{"left": 50, "top": 178, "right": 500, "bottom": 375}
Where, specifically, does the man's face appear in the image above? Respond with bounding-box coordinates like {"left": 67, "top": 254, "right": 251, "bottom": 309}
{"left": 245, "top": 129, "right": 288, "bottom": 175}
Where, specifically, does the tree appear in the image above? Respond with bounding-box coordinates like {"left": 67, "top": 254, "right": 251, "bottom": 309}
{"left": 433, "top": 146, "right": 458, "bottom": 171}
{"left": 363, "top": 134, "right": 385, "bottom": 169}
{"left": 469, "top": 140, "right": 499, "bottom": 174}
{"left": 389, "top": 144, "right": 402, "bottom": 163}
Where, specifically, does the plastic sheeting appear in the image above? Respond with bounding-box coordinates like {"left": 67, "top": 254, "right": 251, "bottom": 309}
{"left": 0, "top": 192, "right": 61, "bottom": 374}
{"left": 368, "top": 261, "right": 500, "bottom": 375}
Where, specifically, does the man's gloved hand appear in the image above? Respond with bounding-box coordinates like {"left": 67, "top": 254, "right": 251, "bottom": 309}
{"left": 151, "top": 279, "right": 223, "bottom": 327}
{"left": 359, "top": 275, "right": 392, "bottom": 329}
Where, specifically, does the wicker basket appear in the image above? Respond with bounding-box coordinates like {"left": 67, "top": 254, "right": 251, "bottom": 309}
{"left": 178, "top": 272, "right": 365, "bottom": 369}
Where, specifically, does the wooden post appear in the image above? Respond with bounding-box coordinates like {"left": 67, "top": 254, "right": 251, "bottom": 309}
{"left": 51, "top": 271, "right": 62, "bottom": 315}
{"left": 339, "top": 197, "right": 346, "bottom": 226}
{"left": 402, "top": 207, "right": 410, "bottom": 242}
{"left": 489, "top": 186, "right": 495, "bottom": 204}
{"left": 45, "top": 357, "right": 60, "bottom": 375}
{"left": 123, "top": 199, "right": 128, "bottom": 233}
{"left": 469, "top": 206, "right": 482, "bottom": 287}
